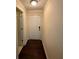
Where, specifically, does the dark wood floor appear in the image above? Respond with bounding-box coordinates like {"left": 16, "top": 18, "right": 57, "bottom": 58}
{"left": 19, "top": 39, "right": 47, "bottom": 59}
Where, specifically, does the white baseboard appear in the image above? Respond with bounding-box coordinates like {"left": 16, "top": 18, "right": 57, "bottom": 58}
{"left": 42, "top": 40, "right": 49, "bottom": 59}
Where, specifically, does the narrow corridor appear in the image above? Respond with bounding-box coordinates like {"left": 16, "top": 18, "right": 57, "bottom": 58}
{"left": 19, "top": 40, "right": 46, "bottom": 59}
{"left": 16, "top": 0, "right": 63, "bottom": 59}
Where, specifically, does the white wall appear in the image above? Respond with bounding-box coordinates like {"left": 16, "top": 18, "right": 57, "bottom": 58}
{"left": 42, "top": 0, "right": 63, "bottom": 59}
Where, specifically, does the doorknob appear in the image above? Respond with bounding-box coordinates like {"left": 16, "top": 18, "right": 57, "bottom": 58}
{"left": 38, "top": 26, "right": 40, "bottom": 31}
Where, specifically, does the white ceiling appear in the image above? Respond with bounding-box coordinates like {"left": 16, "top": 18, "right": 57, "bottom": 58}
{"left": 20, "top": 0, "right": 47, "bottom": 10}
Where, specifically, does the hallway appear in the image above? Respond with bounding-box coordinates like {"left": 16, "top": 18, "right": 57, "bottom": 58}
{"left": 16, "top": 0, "right": 63, "bottom": 59}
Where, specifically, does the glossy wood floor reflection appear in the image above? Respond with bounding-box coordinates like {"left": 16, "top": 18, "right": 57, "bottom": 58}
{"left": 19, "top": 39, "right": 47, "bottom": 59}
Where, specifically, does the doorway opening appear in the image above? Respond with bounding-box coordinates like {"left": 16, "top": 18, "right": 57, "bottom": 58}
{"left": 16, "top": 7, "right": 24, "bottom": 54}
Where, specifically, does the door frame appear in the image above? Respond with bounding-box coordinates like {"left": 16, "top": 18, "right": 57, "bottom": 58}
{"left": 16, "top": 7, "right": 24, "bottom": 46}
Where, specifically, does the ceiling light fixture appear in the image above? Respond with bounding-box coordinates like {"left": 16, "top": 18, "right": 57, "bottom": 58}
{"left": 31, "top": 0, "right": 38, "bottom": 6}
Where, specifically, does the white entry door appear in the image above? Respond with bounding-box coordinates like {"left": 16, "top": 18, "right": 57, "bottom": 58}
{"left": 29, "top": 16, "right": 41, "bottom": 39}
